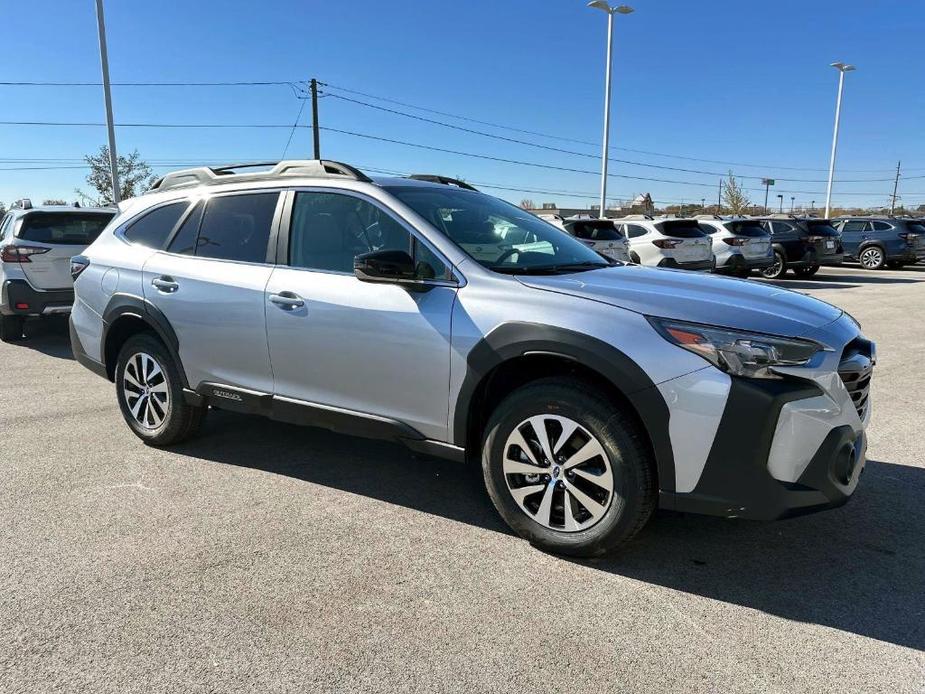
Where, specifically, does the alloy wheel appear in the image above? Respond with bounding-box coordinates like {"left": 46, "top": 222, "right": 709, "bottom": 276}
{"left": 122, "top": 352, "right": 170, "bottom": 429}
{"left": 502, "top": 415, "right": 614, "bottom": 532}
{"left": 760, "top": 252, "right": 784, "bottom": 278}
{"left": 860, "top": 247, "right": 884, "bottom": 270}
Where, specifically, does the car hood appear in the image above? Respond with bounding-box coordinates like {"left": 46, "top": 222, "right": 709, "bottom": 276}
{"left": 516, "top": 265, "right": 843, "bottom": 338}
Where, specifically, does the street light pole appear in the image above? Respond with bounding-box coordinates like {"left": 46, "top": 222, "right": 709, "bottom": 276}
{"left": 94, "top": 0, "right": 120, "bottom": 204}
{"left": 824, "top": 62, "right": 856, "bottom": 218}
{"left": 790, "top": 196, "right": 795, "bottom": 213}
{"left": 588, "top": 1, "right": 633, "bottom": 219}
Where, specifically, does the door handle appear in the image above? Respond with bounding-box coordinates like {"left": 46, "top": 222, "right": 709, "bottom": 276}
{"left": 269, "top": 292, "right": 305, "bottom": 310}
{"left": 151, "top": 276, "right": 179, "bottom": 293}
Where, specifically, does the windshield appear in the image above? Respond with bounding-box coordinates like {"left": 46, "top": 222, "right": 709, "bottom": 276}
{"left": 18, "top": 212, "right": 114, "bottom": 245}
{"left": 386, "top": 186, "right": 612, "bottom": 273}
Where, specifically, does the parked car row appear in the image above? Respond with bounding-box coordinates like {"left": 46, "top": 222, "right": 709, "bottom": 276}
{"left": 539, "top": 210, "right": 924, "bottom": 278}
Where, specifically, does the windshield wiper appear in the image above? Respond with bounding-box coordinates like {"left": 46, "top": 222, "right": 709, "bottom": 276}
{"left": 492, "top": 261, "right": 611, "bottom": 275}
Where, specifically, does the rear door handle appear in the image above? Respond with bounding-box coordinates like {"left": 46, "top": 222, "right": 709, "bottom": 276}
{"left": 269, "top": 291, "right": 305, "bottom": 310}
{"left": 151, "top": 276, "right": 179, "bottom": 293}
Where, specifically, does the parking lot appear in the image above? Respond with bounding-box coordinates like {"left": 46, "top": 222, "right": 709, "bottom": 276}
{"left": 1, "top": 264, "right": 923, "bottom": 693}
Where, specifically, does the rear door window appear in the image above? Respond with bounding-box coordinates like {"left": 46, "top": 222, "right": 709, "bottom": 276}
{"left": 124, "top": 201, "right": 189, "bottom": 248}
{"left": 18, "top": 212, "right": 114, "bottom": 245}
{"left": 195, "top": 192, "right": 279, "bottom": 263}
{"left": 841, "top": 220, "right": 870, "bottom": 233}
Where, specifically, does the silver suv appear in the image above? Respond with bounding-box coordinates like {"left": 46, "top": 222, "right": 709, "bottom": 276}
{"left": 70, "top": 160, "right": 875, "bottom": 556}
{"left": 0, "top": 200, "right": 115, "bottom": 342}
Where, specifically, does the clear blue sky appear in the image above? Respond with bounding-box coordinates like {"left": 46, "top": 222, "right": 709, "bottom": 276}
{"left": 2, "top": 0, "right": 923, "bottom": 210}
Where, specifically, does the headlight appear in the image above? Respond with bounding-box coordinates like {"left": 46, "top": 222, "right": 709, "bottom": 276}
{"left": 647, "top": 317, "right": 824, "bottom": 379}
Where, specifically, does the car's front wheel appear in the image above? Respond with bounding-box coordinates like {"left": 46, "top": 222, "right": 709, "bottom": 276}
{"left": 115, "top": 333, "right": 206, "bottom": 446}
{"left": 481, "top": 378, "right": 656, "bottom": 557}
{"left": 759, "top": 250, "right": 787, "bottom": 279}
{"left": 859, "top": 246, "right": 886, "bottom": 270}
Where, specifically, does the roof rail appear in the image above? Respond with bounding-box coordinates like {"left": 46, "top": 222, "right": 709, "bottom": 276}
{"left": 148, "top": 159, "right": 372, "bottom": 193}
{"left": 407, "top": 174, "right": 478, "bottom": 191}
{"left": 692, "top": 214, "right": 723, "bottom": 220}
{"left": 11, "top": 198, "right": 33, "bottom": 210}
{"left": 619, "top": 214, "right": 654, "bottom": 220}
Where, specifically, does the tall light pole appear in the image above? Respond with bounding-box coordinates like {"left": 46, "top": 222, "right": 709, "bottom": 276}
{"left": 777, "top": 194, "right": 784, "bottom": 213}
{"left": 824, "top": 62, "right": 856, "bottom": 218}
{"left": 94, "top": 0, "right": 120, "bottom": 204}
{"left": 588, "top": 1, "right": 634, "bottom": 219}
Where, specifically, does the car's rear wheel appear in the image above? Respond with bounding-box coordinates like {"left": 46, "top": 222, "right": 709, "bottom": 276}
{"left": 792, "top": 265, "right": 820, "bottom": 278}
{"left": 0, "top": 315, "right": 25, "bottom": 343}
{"left": 759, "top": 250, "right": 787, "bottom": 279}
{"left": 115, "top": 333, "right": 205, "bottom": 446}
{"left": 481, "top": 378, "right": 655, "bottom": 557}
{"left": 859, "top": 246, "right": 886, "bottom": 270}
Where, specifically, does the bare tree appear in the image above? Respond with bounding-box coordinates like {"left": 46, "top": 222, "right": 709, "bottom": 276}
{"left": 42, "top": 199, "right": 68, "bottom": 205}
{"left": 77, "top": 146, "right": 156, "bottom": 205}
{"left": 0, "top": 202, "right": 6, "bottom": 217}
{"left": 519, "top": 199, "right": 536, "bottom": 209}
{"left": 722, "top": 171, "right": 751, "bottom": 215}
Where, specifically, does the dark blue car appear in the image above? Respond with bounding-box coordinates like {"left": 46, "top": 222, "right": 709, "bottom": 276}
{"left": 833, "top": 217, "right": 925, "bottom": 270}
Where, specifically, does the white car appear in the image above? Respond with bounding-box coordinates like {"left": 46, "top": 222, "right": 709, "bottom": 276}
{"left": 561, "top": 218, "right": 630, "bottom": 262}
{"left": 616, "top": 215, "right": 714, "bottom": 270}
{"left": 694, "top": 215, "right": 774, "bottom": 278}
{"left": 0, "top": 199, "right": 115, "bottom": 342}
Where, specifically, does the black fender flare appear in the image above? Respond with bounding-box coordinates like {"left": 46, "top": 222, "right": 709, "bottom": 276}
{"left": 101, "top": 293, "right": 188, "bottom": 387}
{"left": 452, "top": 322, "right": 676, "bottom": 491}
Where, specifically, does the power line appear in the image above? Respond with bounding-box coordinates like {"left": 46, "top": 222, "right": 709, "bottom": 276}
{"left": 0, "top": 80, "right": 300, "bottom": 86}
{"left": 321, "top": 81, "right": 914, "bottom": 175}
{"left": 323, "top": 91, "right": 898, "bottom": 184}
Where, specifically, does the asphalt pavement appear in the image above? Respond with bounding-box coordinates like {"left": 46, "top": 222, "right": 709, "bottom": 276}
{"left": 2, "top": 263, "right": 923, "bottom": 693}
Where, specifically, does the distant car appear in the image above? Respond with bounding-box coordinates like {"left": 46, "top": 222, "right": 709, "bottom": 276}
{"left": 694, "top": 215, "right": 773, "bottom": 277}
{"left": 562, "top": 218, "right": 630, "bottom": 262}
{"left": 751, "top": 215, "right": 844, "bottom": 280}
{"left": 832, "top": 217, "right": 925, "bottom": 270}
{"left": 616, "top": 215, "right": 713, "bottom": 270}
{"left": 0, "top": 199, "right": 115, "bottom": 342}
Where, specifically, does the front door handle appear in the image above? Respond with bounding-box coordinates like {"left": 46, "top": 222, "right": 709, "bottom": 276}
{"left": 151, "top": 276, "right": 179, "bottom": 293}
{"left": 269, "top": 291, "right": 305, "bottom": 310}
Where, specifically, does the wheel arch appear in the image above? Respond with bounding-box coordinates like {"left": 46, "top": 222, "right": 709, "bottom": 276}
{"left": 101, "top": 294, "right": 187, "bottom": 386}
{"left": 453, "top": 323, "right": 675, "bottom": 492}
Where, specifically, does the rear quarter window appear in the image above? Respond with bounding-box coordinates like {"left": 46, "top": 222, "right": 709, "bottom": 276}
{"left": 18, "top": 212, "right": 114, "bottom": 245}
{"left": 124, "top": 201, "right": 190, "bottom": 248}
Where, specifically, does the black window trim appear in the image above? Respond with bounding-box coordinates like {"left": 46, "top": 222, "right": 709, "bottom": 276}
{"left": 277, "top": 186, "right": 463, "bottom": 287}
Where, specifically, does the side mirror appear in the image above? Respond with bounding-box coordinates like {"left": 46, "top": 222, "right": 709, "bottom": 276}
{"left": 354, "top": 249, "right": 417, "bottom": 283}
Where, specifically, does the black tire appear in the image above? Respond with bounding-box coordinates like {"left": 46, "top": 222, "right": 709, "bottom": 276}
{"left": 886, "top": 260, "right": 904, "bottom": 270}
{"left": 481, "top": 378, "right": 656, "bottom": 557}
{"left": 0, "top": 315, "right": 25, "bottom": 343}
{"left": 858, "top": 245, "right": 886, "bottom": 270}
{"left": 759, "top": 250, "right": 787, "bottom": 279}
{"left": 731, "top": 267, "right": 752, "bottom": 279}
{"left": 115, "top": 332, "right": 205, "bottom": 446}
{"left": 792, "top": 264, "right": 820, "bottom": 278}
{"left": 629, "top": 251, "right": 641, "bottom": 265}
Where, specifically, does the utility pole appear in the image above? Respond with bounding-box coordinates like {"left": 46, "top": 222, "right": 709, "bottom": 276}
{"left": 717, "top": 178, "right": 723, "bottom": 214}
{"left": 889, "top": 160, "right": 901, "bottom": 215}
{"left": 94, "top": 0, "right": 120, "bottom": 204}
{"left": 790, "top": 196, "right": 795, "bottom": 213}
{"left": 310, "top": 78, "right": 321, "bottom": 159}
{"left": 701, "top": 198, "right": 705, "bottom": 211}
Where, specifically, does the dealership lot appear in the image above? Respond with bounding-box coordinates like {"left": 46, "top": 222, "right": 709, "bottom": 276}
{"left": 1, "top": 265, "right": 923, "bottom": 693}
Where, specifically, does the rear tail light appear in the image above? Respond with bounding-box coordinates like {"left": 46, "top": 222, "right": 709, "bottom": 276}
{"left": 898, "top": 232, "right": 917, "bottom": 244}
{"left": 0, "top": 244, "right": 50, "bottom": 263}
{"left": 652, "top": 239, "right": 681, "bottom": 249}
{"left": 70, "top": 255, "right": 91, "bottom": 280}
{"left": 722, "top": 237, "right": 748, "bottom": 246}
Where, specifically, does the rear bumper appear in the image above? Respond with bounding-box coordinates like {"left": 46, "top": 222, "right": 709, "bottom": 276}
{"left": 790, "top": 251, "right": 844, "bottom": 269}
{"left": 69, "top": 315, "right": 108, "bottom": 379}
{"left": 715, "top": 253, "right": 773, "bottom": 271}
{"left": 888, "top": 248, "right": 925, "bottom": 262}
{"left": 658, "top": 257, "right": 714, "bottom": 271}
{"left": 1, "top": 279, "right": 74, "bottom": 316}
{"left": 659, "top": 376, "right": 866, "bottom": 520}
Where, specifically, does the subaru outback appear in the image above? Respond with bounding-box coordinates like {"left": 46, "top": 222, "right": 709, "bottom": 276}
{"left": 70, "top": 160, "right": 874, "bottom": 556}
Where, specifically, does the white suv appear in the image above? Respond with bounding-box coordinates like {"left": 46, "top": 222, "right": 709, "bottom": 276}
{"left": 69, "top": 160, "right": 873, "bottom": 557}
{"left": 617, "top": 215, "right": 714, "bottom": 270}
{"left": 0, "top": 200, "right": 115, "bottom": 342}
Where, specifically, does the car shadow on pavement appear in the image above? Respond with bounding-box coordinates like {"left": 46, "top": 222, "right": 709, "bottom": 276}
{"left": 12, "top": 316, "right": 74, "bottom": 360}
{"left": 176, "top": 410, "right": 924, "bottom": 652}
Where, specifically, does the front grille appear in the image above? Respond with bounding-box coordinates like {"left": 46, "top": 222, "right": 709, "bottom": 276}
{"left": 838, "top": 338, "right": 874, "bottom": 419}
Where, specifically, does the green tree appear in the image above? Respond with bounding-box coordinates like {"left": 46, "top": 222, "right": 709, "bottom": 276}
{"left": 77, "top": 146, "right": 156, "bottom": 205}
{"left": 722, "top": 171, "right": 751, "bottom": 215}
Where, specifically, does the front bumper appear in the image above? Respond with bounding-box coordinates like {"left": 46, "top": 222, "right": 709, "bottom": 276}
{"left": 659, "top": 322, "right": 872, "bottom": 520}
{"left": 1, "top": 279, "right": 74, "bottom": 316}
